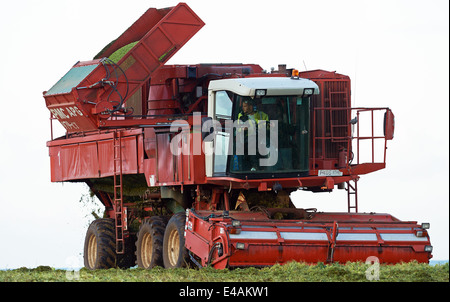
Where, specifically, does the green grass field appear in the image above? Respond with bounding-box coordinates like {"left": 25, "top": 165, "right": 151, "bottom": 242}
{"left": 1, "top": 261, "right": 448, "bottom": 282}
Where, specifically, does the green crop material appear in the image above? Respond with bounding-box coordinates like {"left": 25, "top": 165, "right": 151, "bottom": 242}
{"left": 159, "top": 46, "right": 175, "bottom": 62}
{"left": 108, "top": 41, "right": 139, "bottom": 63}
{"left": 1, "top": 261, "right": 448, "bottom": 282}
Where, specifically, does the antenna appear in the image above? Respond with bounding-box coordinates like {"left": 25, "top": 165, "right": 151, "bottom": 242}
{"left": 302, "top": 60, "right": 310, "bottom": 79}
{"left": 353, "top": 57, "right": 357, "bottom": 107}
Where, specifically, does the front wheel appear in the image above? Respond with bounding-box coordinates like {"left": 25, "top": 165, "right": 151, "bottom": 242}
{"left": 163, "top": 212, "right": 189, "bottom": 268}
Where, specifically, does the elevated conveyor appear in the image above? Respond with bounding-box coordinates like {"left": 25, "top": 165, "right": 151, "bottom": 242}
{"left": 43, "top": 3, "right": 204, "bottom": 132}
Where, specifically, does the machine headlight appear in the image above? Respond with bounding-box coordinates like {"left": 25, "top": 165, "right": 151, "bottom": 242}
{"left": 232, "top": 220, "right": 241, "bottom": 227}
{"left": 415, "top": 230, "right": 428, "bottom": 237}
{"left": 255, "top": 89, "right": 267, "bottom": 97}
{"left": 421, "top": 223, "right": 430, "bottom": 229}
{"left": 303, "top": 88, "right": 314, "bottom": 96}
{"left": 236, "top": 242, "right": 246, "bottom": 250}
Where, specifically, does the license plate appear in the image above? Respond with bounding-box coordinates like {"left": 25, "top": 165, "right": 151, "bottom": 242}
{"left": 318, "top": 170, "right": 343, "bottom": 176}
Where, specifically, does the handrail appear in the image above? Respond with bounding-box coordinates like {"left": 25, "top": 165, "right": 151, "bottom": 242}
{"left": 311, "top": 106, "right": 392, "bottom": 173}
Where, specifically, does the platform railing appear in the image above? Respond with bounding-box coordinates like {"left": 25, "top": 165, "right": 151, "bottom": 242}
{"left": 311, "top": 106, "right": 394, "bottom": 172}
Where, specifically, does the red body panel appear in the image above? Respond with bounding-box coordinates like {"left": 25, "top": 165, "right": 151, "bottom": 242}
{"left": 47, "top": 129, "right": 144, "bottom": 182}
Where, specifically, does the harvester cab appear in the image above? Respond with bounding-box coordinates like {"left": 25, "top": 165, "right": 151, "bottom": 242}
{"left": 205, "top": 75, "right": 319, "bottom": 179}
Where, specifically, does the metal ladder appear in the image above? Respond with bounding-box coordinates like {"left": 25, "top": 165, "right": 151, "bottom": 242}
{"left": 329, "top": 90, "right": 350, "bottom": 143}
{"left": 113, "top": 130, "right": 127, "bottom": 254}
{"left": 346, "top": 179, "right": 358, "bottom": 213}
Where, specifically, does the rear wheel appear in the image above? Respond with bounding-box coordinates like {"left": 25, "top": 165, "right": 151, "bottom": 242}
{"left": 163, "top": 212, "right": 189, "bottom": 268}
{"left": 136, "top": 216, "right": 167, "bottom": 269}
{"left": 83, "top": 218, "right": 136, "bottom": 269}
{"left": 84, "top": 219, "right": 116, "bottom": 269}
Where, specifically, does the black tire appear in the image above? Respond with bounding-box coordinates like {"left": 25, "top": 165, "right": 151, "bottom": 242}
{"left": 83, "top": 218, "right": 136, "bottom": 270}
{"left": 163, "top": 212, "right": 190, "bottom": 268}
{"left": 135, "top": 216, "right": 167, "bottom": 269}
{"left": 84, "top": 218, "right": 116, "bottom": 270}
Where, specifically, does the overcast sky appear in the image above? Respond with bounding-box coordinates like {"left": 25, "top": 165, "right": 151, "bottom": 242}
{"left": 0, "top": 0, "right": 448, "bottom": 269}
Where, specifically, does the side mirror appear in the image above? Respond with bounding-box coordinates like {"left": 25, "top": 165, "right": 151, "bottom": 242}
{"left": 384, "top": 109, "right": 395, "bottom": 140}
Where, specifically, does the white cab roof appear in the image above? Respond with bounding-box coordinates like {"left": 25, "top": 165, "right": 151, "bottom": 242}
{"left": 208, "top": 77, "right": 320, "bottom": 96}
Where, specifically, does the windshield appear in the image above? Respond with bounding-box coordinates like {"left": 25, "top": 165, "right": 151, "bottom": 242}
{"left": 213, "top": 92, "right": 310, "bottom": 177}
